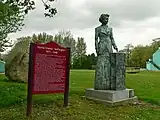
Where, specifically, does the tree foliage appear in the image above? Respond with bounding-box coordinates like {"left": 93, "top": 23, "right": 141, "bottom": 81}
{"left": 0, "top": 0, "right": 57, "bottom": 52}
{"left": 1, "top": 0, "right": 57, "bottom": 17}
{"left": 72, "top": 53, "right": 97, "bottom": 69}
{"left": 121, "top": 39, "right": 160, "bottom": 68}
{"left": 54, "top": 30, "right": 76, "bottom": 65}
{"left": 120, "top": 43, "right": 134, "bottom": 66}
{"left": 76, "top": 37, "right": 87, "bottom": 56}
{"left": 0, "top": 1, "right": 25, "bottom": 52}
{"left": 71, "top": 38, "right": 94, "bottom": 69}
{"left": 32, "top": 32, "right": 54, "bottom": 43}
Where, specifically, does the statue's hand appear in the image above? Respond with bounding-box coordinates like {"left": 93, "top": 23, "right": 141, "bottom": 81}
{"left": 115, "top": 47, "right": 118, "bottom": 52}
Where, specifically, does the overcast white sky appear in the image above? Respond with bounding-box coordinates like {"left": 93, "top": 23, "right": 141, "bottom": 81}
{"left": 8, "top": 0, "right": 160, "bottom": 54}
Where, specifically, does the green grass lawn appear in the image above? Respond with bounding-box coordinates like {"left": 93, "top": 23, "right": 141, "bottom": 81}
{"left": 0, "top": 70, "right": 160, "bottom": 120}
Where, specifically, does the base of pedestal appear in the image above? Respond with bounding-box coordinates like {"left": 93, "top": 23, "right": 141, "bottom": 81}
{"left": 85, "top": 88, "right": 138, "bottom": 106}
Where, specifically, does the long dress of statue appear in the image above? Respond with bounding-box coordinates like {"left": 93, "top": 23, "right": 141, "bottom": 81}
{"left": 94, "top": 14, "right": 118, "bottom": 90}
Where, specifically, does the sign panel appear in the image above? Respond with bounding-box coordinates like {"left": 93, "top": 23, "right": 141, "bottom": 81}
{"left": 32, "top": 42, "right": 68, "bottom": 94}
{"left": 27, "top": 41, "right": 70, "bottom": 117}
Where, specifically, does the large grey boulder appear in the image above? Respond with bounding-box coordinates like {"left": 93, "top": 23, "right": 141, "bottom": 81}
{"left": 5, "top": 37, "right": 31, "bottom": 82}
{"left": 5, "top": 33, "right": 54, "bottom": 82}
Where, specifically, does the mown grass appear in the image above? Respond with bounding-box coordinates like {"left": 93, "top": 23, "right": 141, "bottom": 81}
{"left": 126, "top": 71, "right": 160, "bottom": 105}
{"left": 0, "top": 70, "right": 160, "bottom": 120}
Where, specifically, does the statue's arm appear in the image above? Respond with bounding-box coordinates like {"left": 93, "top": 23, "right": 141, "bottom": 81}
{"left": 95, "top": 28, "right": 99, "bottom": 54}
{"left": 110, "top": 28, "right": 118, "bottom": 51}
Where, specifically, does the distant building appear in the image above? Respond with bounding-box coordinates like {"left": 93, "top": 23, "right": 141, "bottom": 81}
{"left": 146, "top": 47, "right": 160, "bottom": 71}
{"left": 0, "top": 60, "right": 5, "bottom": 73}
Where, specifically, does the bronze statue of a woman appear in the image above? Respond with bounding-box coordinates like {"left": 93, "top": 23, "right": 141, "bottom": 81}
{"left": 94, "top": 14, "right": 118, "bottom": 90}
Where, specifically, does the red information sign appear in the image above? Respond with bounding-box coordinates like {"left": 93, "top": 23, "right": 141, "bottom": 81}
{"left": 31, "top": 42, "right": 69, "bottom": 94}
{"left": 27, "top": 41, "right": 70, "bottom": 117}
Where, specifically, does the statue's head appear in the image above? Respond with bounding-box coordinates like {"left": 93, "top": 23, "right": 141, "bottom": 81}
{"left": 99, "top": 14, "right": 109, "bottom": 25}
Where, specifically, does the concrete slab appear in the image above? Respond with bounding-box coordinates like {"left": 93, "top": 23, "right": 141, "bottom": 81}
{"left": 85, "top": 88, "right": 138, "bottom": 106}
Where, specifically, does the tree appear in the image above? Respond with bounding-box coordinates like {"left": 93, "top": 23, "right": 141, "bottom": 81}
{"left": 2, "top": 0, "right": 57, "bottom": 17}
{"left": 32, "top": 32, "right": 54, "bottom": 43}
{"left": 123, "top": 44, "right": 134, "bottom": 66}
{"left": 151, "top": 38, "right": 160, "bottom": 55}
{"left": 0, "top": 1, "right": 24, "bottom": 52}
{"left": 54, "top": 30, "right": 76, "bottom": 66}
{"left": 90, "top": 53, "right": 97, "bottom": 65}
{"left": 0, "top": 38, "right": 13, "bottom": 52}
{"left": 0, "top": 0, "right": 57, "bottom": 53}
{"left": 119, "top": 38, "right": 160, "bottom": 68}
{"left": 86, "top": 53, "right": 97, "bottom": 69}
{"left": 76, "top": 37, "right": 87, "bottom": 56}
{"left": 72, "top": 55, "right": 88, "bottom": 69}
{"left": 72, "top": 53, "right": 97, "bottom": 69}
{"left": 119, "top": 44, "right": 134, "bottom": 66}
{"left": 129, "top": 45, "right": 153, "bottom": 68}
{"left": 74, "top": 37, "right": 87, "bottom": 68}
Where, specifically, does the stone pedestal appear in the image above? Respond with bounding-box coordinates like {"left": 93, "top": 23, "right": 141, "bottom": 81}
{"left": 85, "top": 88, "right": 137, "bottom": 105}
{"left": 110, "top": 52, "right": 126, "bottom": 90}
